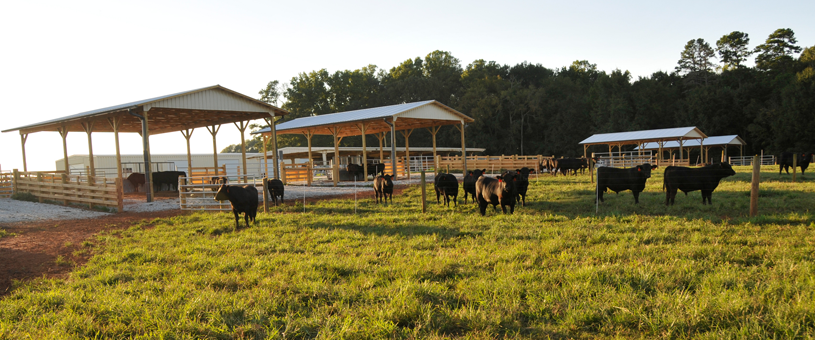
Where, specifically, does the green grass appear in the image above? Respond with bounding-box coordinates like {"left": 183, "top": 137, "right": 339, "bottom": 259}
{"left": 1, "top": 166, "right": 814, "bottom": 339}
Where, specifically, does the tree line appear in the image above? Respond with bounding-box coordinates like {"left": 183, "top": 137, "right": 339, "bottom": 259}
{"left": 222, "top": 28, "right": 814, "bottom": 158}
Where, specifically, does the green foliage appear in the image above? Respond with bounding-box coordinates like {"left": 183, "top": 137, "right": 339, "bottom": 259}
{"left": 1, "top": 166, "right": 814, "bottom": 338}
{"left": 676, "top": 38, "right": 717, "bottom": 75}
{"left": 0, "top": 229, "right": 15, "bottom": 239}
{"left": 755, "top": 28, "right": 802, "bottom": 71}
{"left": 717, "top": 31, "right": 752, "bottom": 70}
{"left": 11, "top": 191, "right": 38, "bottom": 203}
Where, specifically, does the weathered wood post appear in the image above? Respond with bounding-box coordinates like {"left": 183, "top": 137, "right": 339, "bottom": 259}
{"left": 792, "top": 153, "right": 797, "bottom": 182}
{"left": 750, "top": 155, "right": 760, "bottom": 217}
{"left": 19, "top": 133, "right": 28, "bottom": 172}
{"left": 234, "top": 121, "right": 249, "bottom": 183}
{"left": 116, "top": 178, "right": 124, "bottom": 213}
{"left": 421, "top": 170, "right": 426, "bottom": 213}
{"left": 206, "top": 125, "right": 221, "bottom": 176}
{"left": 262, "top": 177, "right": 269, "bottom": 212}
{"left": 12, "top": 169, "right": 19, "bottom": 195}
{"left": 590, "top": 153, "right": 595, "bottom": 184}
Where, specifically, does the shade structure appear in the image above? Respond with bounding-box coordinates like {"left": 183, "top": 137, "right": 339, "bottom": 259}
{"left": 3, "top": 85, "right": 288, "bottom": 203}
{"left": 634, "top": 135, "right": 746, "bottom": 150}
{"left": 579, "top": 126, "right": 707, "bottom": 146}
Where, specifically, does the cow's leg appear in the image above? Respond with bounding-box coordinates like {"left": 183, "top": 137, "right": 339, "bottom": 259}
{"left": 233, "top": 210, "right": 240, "bottom": 229}
{"left": 478, "top": 199, "right": 487, "bottom": 216}
{"left": 633, "top": 191, "right": 640, "bottom": 204}
{"left": 597, "top": 186, "right": 605, "bottom": 203}
{"left": 244, "top": 211, "right": 250, "bottom": 227}
{"left": 453, "top": 193, "right": 457, "bottom": 207}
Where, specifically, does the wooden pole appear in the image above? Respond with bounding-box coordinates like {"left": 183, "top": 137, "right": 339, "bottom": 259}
{"left": 455, "top": 122, "right": 467, "bottom": 174}
{"left": 262, "top": 134, "right": 268, "bottom": 177}
{"left": 181, "top": 129, "right": 193, "bottom": 176}
{"left": 270, "top": 118, "right": 280, "bottom": 180}
{"left": 305, "top": 130, "right": 313, "bottom": 185}
{"left": 19, "top": 133, "right": 28, "bottom": 172}
{"left": 377, "top": 132, "right": 384, "bottom": 162}
{"left": 358, "top": 123, "right": 368, "bottom": 181}
{"left": 262, "top": 177, "right": 269, "bottom": 212}
{"left": 108, "top": 117, "right": 123, "bottom": 198}
{"left": 792, "top": 153, "right": 797, "bottom": 182}
{"left": 235, "top": 121, "right": 249, "bottom": 182}
{"left": 750, "top": 155, "right": 760, "bottom": 217}
{"left": 421, "top": 170, "right": 426, "bottom": 213}
{"left": 332, "top": 126, "right": 341, "bottom": 187}
{"left": 590, "top": 153, "right": 595, "bottom": 184}
{"left": 427, "top": 126, "right": 440, "bottom": 171}
{"left": 205, "top": 125, "right": 221, "bottom": 176}
{"left": 81, "top": 121, "right": 95, "bottom": 177}
{"left": 58, "top": 126, "right": 69, "bottom": 176}
{"left": 401, "top": 129, "right": 413, "bottom": 179}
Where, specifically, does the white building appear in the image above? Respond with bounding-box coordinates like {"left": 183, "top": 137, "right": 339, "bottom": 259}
{"left": 56, "top": 153, "right": 266, "bottom": 178}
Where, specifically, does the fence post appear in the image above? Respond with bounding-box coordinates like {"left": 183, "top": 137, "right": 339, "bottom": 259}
{"left": 421, "top": 170, "right": 426, "bottom": 213}
{"left": 262, "top": 177, "right": 269, "bottom": 212}
{"left": 61, "top": 173, "right": 68, "bottom": 205}
{"left": 750, "top": 155, "right": 760, "bottom": 217}
{"left": 36, "top": 172, "right": 44, "bottom": 203}
{"left": 792, "top": 153, "right": 797, "bottom": 183}
{"left": 590, "top": 153, "right": 595, "bottom": 184}
{"left": 12, "top": 169, "right": 19, "bottom": 196}
{"left": 446, "top": 164, "right": 450, "bottom": 174}
{"left": 116, "top": 178, "right": 124, "bottom": 213}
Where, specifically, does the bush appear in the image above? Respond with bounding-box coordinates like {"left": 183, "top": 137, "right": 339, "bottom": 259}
{"left": 11, "top": 191, "right": 38, "bottom": 203}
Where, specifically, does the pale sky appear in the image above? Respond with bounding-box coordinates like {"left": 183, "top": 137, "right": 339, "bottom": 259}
{"left": 1, "top": 0, "right": 812, "bottom": 171}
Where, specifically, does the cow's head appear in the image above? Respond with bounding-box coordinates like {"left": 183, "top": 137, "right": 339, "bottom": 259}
{"left": 473, "top": 169, "right": 485, "bottom": 178}
{"left": 214, "top": 184, "right": 230, "bottom": 201}
{"left": 717, "top": 162, "right": 737, "bottom": 178}
{"left": 382, "top": 174, "right": 393, "bottom": 184}
{"left": 636, "top": 163, "right": 653, "bottom": 178}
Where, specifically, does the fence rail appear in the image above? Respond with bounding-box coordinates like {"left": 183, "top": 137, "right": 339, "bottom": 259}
{"left": 438, "top": 155, "right": 542, "bottom": 173}
{"left": 0, "top": 172, "right": 12, "bottom": 198}
{"left": 729, "top": 155, "right": 776, "bottom": 166}
{"left": 12, "top": 170, "right": 122, "bottom": 211}
{"left": 178, "top": 175, "right": 263, "bottom": 211}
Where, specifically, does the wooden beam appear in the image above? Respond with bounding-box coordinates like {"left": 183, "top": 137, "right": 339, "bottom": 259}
{"left": 234, "top": 121, "right": 249, "bottom": 182}
{"left": 20, "top": 132, "right": 28, "bottom": 172}
{"left": 57, "top": 126, "right": 69, "bottom": 175}
{"left": 357, "top": 123, "right": 368, "bottom": 181}
{"left": 262, "top": 134, "right": 268, "bottom": 177}
{"left": 331, "top": 126, "right": 342, "bottom": 187}
{"left": 455, "top": 122, "right": 467, "bottom": 175}
{"left": 264, "top": 117, "right": 279, "bottom": 180}
{"left": 427, "top": 126, "right": 440, "bottom": 171}
{"left": 401, "top": 128, "right": 414, "bottom": 179}
{"left": 81, "top": 121, "right": 95, "bottom": 176}
{"left": 205, "top": 125, "right": 221, "bottom": 176}
{"left": 180, "top": 128, "right": 194, "bottom": 176}
{"left": 107, "top": 117, "right": 123, "bottom": 194}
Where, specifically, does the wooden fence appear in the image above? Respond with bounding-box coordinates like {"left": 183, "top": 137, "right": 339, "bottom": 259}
{"left": 438, "top": 155, "right": 542, "bottom": 173}
{"left": 0, "top": 172, "right": 12, "bottom": 198}
{"left": 189, "top": 165, "right": 227, "bottom": 184}
{"left": 282, "top": 163, "right": 311, "bottom": 184}
{"left": 12, "top": 170, "right": 123, "bottom": 211}
{"left": 383, "top": 159, "right": 406, "bottom": 178}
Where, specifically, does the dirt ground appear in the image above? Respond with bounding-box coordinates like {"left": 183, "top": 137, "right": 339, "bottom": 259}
{"left": 0, "top": 186, "right": 407, "bottom": 297}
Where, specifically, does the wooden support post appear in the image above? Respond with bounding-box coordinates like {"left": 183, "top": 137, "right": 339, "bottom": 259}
{"left": 304, "top": 130, "right": 314, "bottom": 186}
{"left": 58, "top": 126, "right": 69, "bottom": 175}
{"left": 108, "top": 116, "right": 123, "bottom": 204}
{"left": 115, "top": 178, "right": 123, "bottom": 212}
{"left": 262, "top": 177, "right": 269, "bottom": 212}
{"left": 421, "top": 170, "right": 426, "bottom": 213}
{"left": 401, "top": 129, "right": 413, "bottom": 179}
{"left": 455, "top": 122, "right": 467, "bottom": 174}
{"left": 263, "top": 117, "right": 280, "bottom": 180}
{"left": 590, "top": 153, "right": 595, "bottom": 184}
{"left": 331, "top": 126, "right": 341, "bottom": 187}
{"left": 81, "top": 121, "right": 95, "bottom": 177}
{"left": 358, "top": 123, "right": 368, "bottom": 181}
{"left": 262, "top": 134, "right": 269, "bottom": 177}
{"left": 427, "top": 126, "right": 440, "bottom": 171}
{"left": 180, "top": 129, "right": 193, "bottom": 176}
{"left": 235, "top": 121, "right": 249, "bottom": 182}
{"left": 20, "top": 133, "right": 28, "bottom": 172}
{"left": 792, "top": 153, "right": 797, "bottom": 182}
{"left": 377, "top": 132, "right": 385, "bottom": 162}
{"left": 205, "top": 125, "right": 221, "bottom": 176}
{"left": 12, "top": 169, "right": 19, "bottom": 195}
{"left": 750, "top": 155, "right": 760, "bottom": 217}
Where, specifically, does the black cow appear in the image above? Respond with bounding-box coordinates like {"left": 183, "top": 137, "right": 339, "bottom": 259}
{"left": 346, "top": 164, "right": 365, "bottom": 180}
{"left": 515, "top": 168, "right": 532, "bottom": 207}
{"left": 434, "top": 173, "right": 458, "bottom": 207}
{"left": 596, "top": 163, "right": 656, "bottom": 204}
{"left": 462, "top": 169, "right": 485, "bottom": 204}
{"left": 368, "top": 163, "right": 386, "bottom": 177}
{"left": 779, "top": 152, "right": 814, "bottom": 175}
{"left": 214, "top": 184, "right": 258, "bottom": 229}
{"left": 267, "top": 179, "right": 284, "bottom": 206}
{"left": 152, "top": 171, "right": 186, "bottom": 192}
{"left": 664, "top": 163, "right": 736, "bottom": 205}
{"left": 373, "top": 174, "right": 394, "bottom": 204}
{"left": 475, "top": 172, "right": 518, "bottom": 216}
{"left": 555, "top": 158, "right": 583, "bottom": 176}
{"left": 209, "top": 176, "right": 228, "bottom": 191}
{"left": 126, "top": 173, "right": 145, "bottom": 192}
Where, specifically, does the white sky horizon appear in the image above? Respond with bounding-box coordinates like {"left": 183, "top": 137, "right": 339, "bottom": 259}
{"left": 1, "top": 0, "right": 812, "bottom": 171}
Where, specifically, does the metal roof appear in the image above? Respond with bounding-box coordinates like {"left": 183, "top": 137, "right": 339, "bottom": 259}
{"left": 248, "top": 146, "right": 486, "bottom": 159}
{"left": 2, "top": 85, "right": 288, "bottom": 134}
{"left": 634, "top": 135, "right": 746, "bottom": 150}
{"left": 579, "top": 126, "right": 707, "bottom": 145}
{"left": 253, "top": 100, "right": 473, "bottom": 136}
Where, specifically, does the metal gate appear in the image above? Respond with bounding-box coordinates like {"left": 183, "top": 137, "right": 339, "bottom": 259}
{"left": 178, "top": 176, "right": 264, "bottom": 211}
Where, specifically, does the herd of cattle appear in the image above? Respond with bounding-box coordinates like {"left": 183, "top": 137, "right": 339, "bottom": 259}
{"left": 121, "top": 152, "right": 812, "bottom": 227}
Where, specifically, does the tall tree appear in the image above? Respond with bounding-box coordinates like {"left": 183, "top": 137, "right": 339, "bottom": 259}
{"left": 754, "top": 28, "right": 802, "bottom": 71}
{"left": 258, "top": 80, "right": 285, "bottom": 106}
{"left": 716, "top": 31, "right": 752, "bottom": 70}
{"left": 676, "top": 38, "right": 717, "bottom": 74}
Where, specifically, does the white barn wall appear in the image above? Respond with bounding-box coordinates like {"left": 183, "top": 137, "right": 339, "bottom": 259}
{"left": 56, "top": 153, "right": 266, "bottom": 178}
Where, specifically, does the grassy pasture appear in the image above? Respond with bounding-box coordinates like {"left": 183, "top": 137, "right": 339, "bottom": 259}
{"left": 1, "top": 166, "right": 814, "bottom": 339}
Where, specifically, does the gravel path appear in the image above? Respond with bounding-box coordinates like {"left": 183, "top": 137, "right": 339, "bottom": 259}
{"left": 0, "top": 199, "right": 111, "bottom": 224}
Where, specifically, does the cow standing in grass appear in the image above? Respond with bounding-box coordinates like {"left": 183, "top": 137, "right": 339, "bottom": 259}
{"left": 664, "top": 163, "right": 736, "bottom": 205}
{"left": 475, "top": 172, "right": 518, "bottom": 216}
{"left": 778, "top": 152, "right": 814, "bottom": 175}
{"left": 267, "top": 179, "right": 284, "bottom": 206}
{"left": 434, "top": 173, "right": 458, "bottom": 207}
{"left": 214, "top": 184, "right": 258, "bottom": 229}
{"left": 462, "top": 169, "right": 484, "bottom": 204}
{"left": 514, "top": 168, "right": 532, "bottom": 207}
{"left": 596, "top": 163, "right": 656, "bottom": 204}
{"left": 373, "top": 174, "right": 393, "bottom": 204}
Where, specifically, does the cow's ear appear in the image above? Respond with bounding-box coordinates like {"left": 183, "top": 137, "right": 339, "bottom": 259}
{"left": 637, "top": 166, "right": 642, "bottom": 172}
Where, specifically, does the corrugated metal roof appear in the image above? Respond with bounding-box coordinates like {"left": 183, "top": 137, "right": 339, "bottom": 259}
{"left": 634, "top": 135, "right": 746, "bottom": 150}
{"left": 2, "top": 85, "right": 287, "bottom": 133}
{"left": 253, "top": 100, "right": 472, "bottom": 134}
{"left": 579, "top": 127, "right": 707, "bottom": 145}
